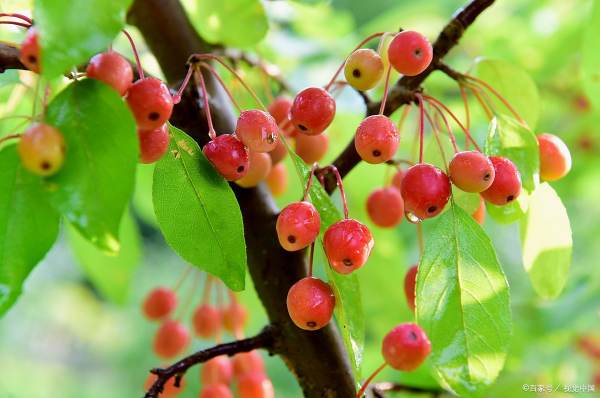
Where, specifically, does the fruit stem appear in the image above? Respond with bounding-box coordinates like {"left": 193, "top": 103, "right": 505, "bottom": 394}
{"left": 0, "top": 133, "right": 21, "bottom": 145}
{"left": 355, "top": 362, "right": 387, "bottom": 398}
{"left": 415, "top": 93, "right": 425, "bottom": 164}
{"left": 427, "top": 101, "right": 459, "bottom": 153}
{"left": 459, "top": 84, "right": 471, "bottom": 132}
{"left": 198, "top": 62, "right": 243, "bottom": 113}
{"left": 378, "top": 64, "right": 393, "bottom": 115}
{"left": 172, "top": 266, "right": 193, "bottom": 292}
{"left": 307, "top": 242, "right": 315, "bottom": 277}
{"left": 172, "top": 64, "right": 195, "bottom": 104}
{"left": 423, "top": 108, "right": 448, "bottom": 166}
{"left": 189, "top": 54, "right": 267, "bottom": 111}
{"left": 397, "top": 103, "right": 412, "bottom": 132}
{"left": 176, "top": 271, "right": 202, "bottom": 321}
{"left": 122, "top": 29, "right": 145, "bottom": 79}
{"left": 303, "top": 162, "right": 319, "bottom": 201}
{"left": 324, "top": 32, "right": 387, "bottom": 91}
{"left": 202, "top": 274, "right": 213, "bottom": 304}
{"left": 386, "top": 158, "right": 415, "bottom": 167}
{"left": 417, "top": 223, "right": 424, "bottom": 257}
{"left": 0, "top": 20, "right": 31, "bottom": 28}
{"left": 321, "top": 165, "right": 349, "bottom": 219}
{"left": 0, "top": 13, "right": 32, "bottom": 24}
{"left": 195, "top": 69, "right": 217, "bottom": 140}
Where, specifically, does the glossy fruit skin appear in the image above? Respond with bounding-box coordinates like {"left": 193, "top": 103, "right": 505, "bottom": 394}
{"left": 381, "top": 323, "right": 431, "bottom": 371}
{"left": 323, "top": 219, "right": 374, "bottom": 274}
{"left": 266, "top": 163, "right": 287, "bottom": 197}
{"left": 153, "top": 320, "right": 190, "bottom": 359}
{"left": 268, "top": 138, "right": 288, "bottom": 164}
{"left": 268, "top": 96, "right": 300, "bottom": 137}
{"left": 295, "top": 133, "right": 329, "bottom": 164}
{"left": 138, "top": 124, "right": 170, "bottom": 164}
{"left": 391, "top": 169, "right": 405, "bottom": 191}
{"left": 126, "top": 77, "right": 174, "bottom": 130}
{"left": 290, "top": 87, "right": 336, "bottom": 136}
{"left": 388, "top": 31, "right": 433, "bottom": 76}
{"left": 344, "top": 49, "right": 384, "bottom": 91}
{"left": 201, "top": 355, "right": 233, "bottom": 385}
{"left": 232, "top": 351, "right": 265, "bottom": 378}
{"left": 449, "top": 151, "right": 495, "bottom": 193}
{"left": 237, "top": 372, "right": 275, "bottom": 398}
{"left": 355, "top": 115, "right": 399, "bottom": 164}
{"left": 192, "top": 303, "right": 222, "bottom": 338}
{"left": 236, "top": 151, "right": 272, "bottom": 188}
{"left": 203, "top": 134, "right": 249, "bottom": 181}
{"left": 142, "top": 287, "right": 177, "bottom": 320}
{"left": 199, "top": 383, "right": 234, "bottom": 398}
{"left": 366, "top": 188, "right": 404, "bottom": 228}
{"left": 19, "top": 27, "right": 40, "bottom": 73}
{"left": 401, "top": 164, "right": 451, "bottom": 220}
{"left": 18, "top": 123, "right": 66, "bottom": 176}
{"left": 145, "top": 373, "right": 185, "bottom": 397}
{"left": 537, "top": 133, "right": 572, "bottom": 181}
{"left": 481, "top": 156, "right": 522, "bottom": 206}
{"left": 286, "top": 277, "right": 335, "bottom": 331}
{"left": 403, "top": 265, "right": 418, "bottom": 312}
{"left": 235, "top": 110, "right": 279, "bottom": 152}
{"left": 223, "top": 301, "right": 248, "bottom": 334}
{"left": 86, "top": 51, "right": 134, "bottom": 95}
{"left": 472, "top": 195, "right": 485, "bottom": 225}
{"left": 276, "top": 201, "right": 321, "bottom": 251}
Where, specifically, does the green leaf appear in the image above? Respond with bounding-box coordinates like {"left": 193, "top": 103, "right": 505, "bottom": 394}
{"left": 474, "top": 58, "right": 540, "bottom": 130}
{"left": 582, "top": 0, "right": 600, "bottom": 110}
{"left": 0, "top": 145, "right": 60, "bottom": 316}
{"left": 520, "top": 183, "right": 572, "bottom": 299}
{"left": 153, "top": 126, "right": 246, "bottom": 291}
{"left": 286, "top": 140, "right": 364, "bottom": 380}
{"left": 133, "top": 163, "right": 158, "bottom": 227}
{"left": 45, "top": 79, "right": 138, "bottom": 253}
{"left": 34, "top": 0, "right": 132, "bottom": 78}
{"left": 453, "top": 187, "right": 481, "bottom": 215}
{"left": 191, "top": 0, "right": 268, "bottom": 48}
{"left": 67, "top": 210, "right": 141, "bottom": 305}
{"left": 486, "top": 192, "right": 528, "bottom": 225}
{"left": 417, "top": 202, "right": 512, "bottom": 396}
{"left": 485, "top": 116, "right": 539, "bottom": 192}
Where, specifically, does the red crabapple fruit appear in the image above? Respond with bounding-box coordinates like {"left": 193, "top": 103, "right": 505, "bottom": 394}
{"left": 276, "top": 201, "right": 321, "bottom": 251}
{"left": 401, "top": 164, "right": 451, "bottom": 220}
{"left": 391, "top": 168, "right": 405, "bottom": 191}
{"left": 344, "top": 49, "right": 384, "bottom": 91}
{"left": 366, "top": 187, "right": 404, "bottom": 228}
{"left": 86, "top": 51, "right": 134, "bottom": 95}
{"left": 138, "top": 124, "right": 170, "bottom": 164}
{"left": 295, "top": 133, "right": 329, "bottom": 164}
{"left": 199, "top": 384, "right": 234, "bottom": 398}
{"left": 403, "top": 265, "right": 418, "bottom": 312}
{"left": 323, "top": 219, "right": 374, "bottom": 274}
{"left": 236, "top": 151, "right": 272, "bottom": 188}
{"left": 18, "top": 123, "right": 66, "bottom": 176}
{"left": 203, "top": 134, "right": 249, "bottom": 181}
{"left": 268, "top": 96, "right": 300, "bottom": 137}
{"left": 286, "top": 277, "right": 335, "bottom": 330}
{"left": 19, "top": 27, "right": 40, "bottom": 73}
{"left": 235, "top": 110, "right": 279, "bottom": 153}
{"left": 268, "top": 138, "right": 288, "bottom": 164}
{"left": 381, "top": 323, "right": 431, "bottom": 371}
{"left": 290, "top": 87, "right": 336, "bottom": 135}
{"left": 142, "top": 287, "right": 177, "bottom": 320}
{"left": 126, "top": 77, "right": 174, "bottom": 130}
{"left": 449, "top": 151, "right": 495, "bottom": 193}
{"left": 192, "top": 303, "right": 222, "bottom": 338}
{"left": 144, "top": 373, "right": 185, "bottom": 397}
{"left": 354, "top": 115, "right": 399, "bottom": 164}
{"left": 472, "top": 195, "right": 485, "bottom": 225}
{"left": 537, "top": 133, "right": 571, "bottom": 181}
{"left": 153, "top": 320, "right": 190, "bottom": 359}
{"left": 222, "top": 301, "right": 249, "bottom": 334}
{"left": 201, "top": 355, "right": 233, "bottom": 385}
{"left": 266, "top": 163, "right": 288, "bottom": 197}
{"left": 387, "top": 31, "right": 433, "bottom": 76}
{"left": 232, "top": 351, "right": 265, "bottom": 378}
{"left": 481, "top": 156, "right": 522, "bottom": 206}
{"left": 237, "top": 372, "right": 275, "bottom": 398}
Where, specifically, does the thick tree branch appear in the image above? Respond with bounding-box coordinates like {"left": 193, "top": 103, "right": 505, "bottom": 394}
{"left": 372, "top": 382, "right": 444, "bottom": 397}
{"left": 145, "top": 326, "right": 276, "bottom": 398}
{"left": 0, "top": 43, "right": 23, "bottom": 72}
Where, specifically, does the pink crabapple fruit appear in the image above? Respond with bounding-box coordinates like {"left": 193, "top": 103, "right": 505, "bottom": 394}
{"left": 192, "top": 303, "right": 222, "bottom": 338}
{"left": 290, "top": 87, "right": 336, "bottom": 136}
{"left": 203, "top": 134, "right": 249, "bottom": 181}
{"left": 19, "top": 27, "right": 40, "bottom": 73}
{"left": 266, "top": 163, "right": 288, "bottom": 197}
{"left": 448, "top": 151, "right": 495, "bottom": 193}
{"left": 400, "top": 163, "right": 451, "bottom": 220}
{"left": 537, "top": 133, "right": 572, "bottom": 182}
{"left": 235, "top": 151, "right": 272, "bottom": 188}
{"left": 276, "top": 201, "right": 321, "bottom": 251}
{"left": 354, "top": 115, "right": 399, "bottom": 164}
{"left": 323, "top": 219, "right": 374, "bottom": 274}
{"left": 138, "top": 124, "right": 170, "bottom": 164}
{"left": 403, "top": 265, "right": 418, "bottom": 312}
{"left": 381, "top": 323, "right": 431, "bottom": 371}
{"left": 286, "top": 277, "right": 336, "bottom": 331}
{"left": 391, "top": 168, "right": 405, "bottom": 191}
{"left": 144, "top": 373, "right": 185, "bottom": 397}
{"left": 480, "top": 156, "right": 522, "bottom": 206}
{"left": 268, "top": 138, "right": 288, "bottom": 165}
{"left": 232, "top": 351, "right": 265, "bottom": 378}
{"left": 387, "top": 31, "right": 433, "bottom": 76}
{"left": 142, "top": 287, "right": 177, "bottom": 320}
{"left": 235, "top": 110, "right": 279, "bottom": 153}
{"left": 267, "top": 96, "right": 300, "bottom": 137}
{"left": 86, "top": 51, "right": 134, "bottom": 96}
{"left": 199, "top": 383, "right": 234, "bottom": 398}
{"left": 153, "top": 319, "right": 190, "bottom": 359}
{"left": 126, "top": 77, "right": 174, "bottom": 130}
{"left": 222, "top": 301, "right": 249, "bottom": 334}
{"left": 366, "top": 187, "right": 404, "bottom": 228}
{"left": 18, "top": 122, "right": 66, "bottom": 176}
{"left": 201, "top": 355, "right": 233, "bottom": 385}
{"left": 295, "top": 133, "right": 329, "bottom": 164}
{"left": 344, "top": 49, "right": 385, "bottom": 91}
{"left": 237, "top": 372, "right": 275, "bottom": 398}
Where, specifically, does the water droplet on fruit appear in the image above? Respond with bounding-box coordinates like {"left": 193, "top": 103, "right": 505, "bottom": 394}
{"left": 405, "top": 211, "right": 422, "bottom": 224}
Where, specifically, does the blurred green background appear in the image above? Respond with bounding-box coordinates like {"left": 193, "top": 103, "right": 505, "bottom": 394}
{"left": 1, "top": 0, "right": 599, "bottom": 397}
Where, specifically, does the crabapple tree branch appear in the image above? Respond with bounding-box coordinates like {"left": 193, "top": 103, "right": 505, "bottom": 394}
{"left": 372, "top": 382, "right": 444, "bottom": 397}
{"left": 145, "top": 326, "right": 276, "bottom": 398}
{"left": 0, "top": 42, "right": 24, "bottom": 72}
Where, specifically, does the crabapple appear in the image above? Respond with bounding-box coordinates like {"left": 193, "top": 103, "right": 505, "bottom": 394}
{"left": 537, "top": 133, "right": 571, "bottom": 181}
{"left": 192, "top": 303, "right": 222, "bottom": 338}
{"left": 201, "top": 355, "right": 233, "bottom": 385}
{"left": 344, "top": 49, "right": 384, "bottom": 91}
{"left": 481, "top": 156, "right": 521, "bottom": 206}
{"left": 449, "top": 151, "right": 495, "bottom": 193}
{"left": 18, "top": 123, "right": 66, "bottom": 176}
{"left": 381, "top": 323, "right": 431, "bottom": 371}
{"left": 472, "top": 195, "right": 485, "bottom": 225}
{"left": 19, "top": 27, "right": 40, "bottom": 73}
{"left": 268, "top": 138, "right": 287, "bottom": 164}
{"left": 138, "top": 124, "right": 170, "bottom": 164}
{"left": 268, "top": 96, "right": 299, "bottom": 137}
{"left": 237, "top": 372, "right": 275, "bottom": 398}
{"left": 126, "top": 77, "right": 174, "bottom": 130}
{"left": 142, "top": 287, "right": 177, "bottom": 320}
{"left": 290, "top": 87, "right": 336, "bottom": 135}
{"left": 295, "top": 133, "right": 329, "bottom": 164}
{"left": 236, "top": 151, "right": 272, "bottom": 188}
{"left": 203, "top": 134, "right": 249, "bottom": 181}
{"left": 354, "top": 115, "right": 399, "bottom": 164}
{"left": 266, "top": 163, "right": 288, "bottom": 197}
{"left": 391, "top": 168, "right": 405, "bottom": 191}
{"left": 401, "top": 164, "right": 451, "bottom": 220}
{"left": 222, "top": 301, "right": 248, "bottom": 334}
{"left": 276, "top": 201, "right": 321, "bottom": 251}
{"left": 144, "top": 373, "right": 185, "bottom": 397}
{"left": 199, "top": 384, "right": 234, "bottom": 398}
{"left": 387, "top": 31, "right": 433, "bottom": 76}
{"left": 235, "top": 110, "right": 279, "bottom": 152}
{"left": 323, "top": 219, "right": 374, "bottom": 274}
{"left": 286, "top": 277, "right": 335, "bottom": 331}
{"left": 86, "top": 51, "right": 134, "bottom": 95}
{"left": 403, "top": 265, "right": 418, "bottom": 312}
{"left": 366, "top": 187, "right": 404, "bottom": 228}
{"left": 232, "top": 351, "right": 265, "bottom": 378}
{"left": 153, "top": 320, "right": 190, "bottom": 359}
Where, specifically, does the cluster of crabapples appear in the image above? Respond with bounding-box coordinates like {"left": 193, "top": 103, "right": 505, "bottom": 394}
{"left": 141, "top": 276, "right": 274, "bottom": 398}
